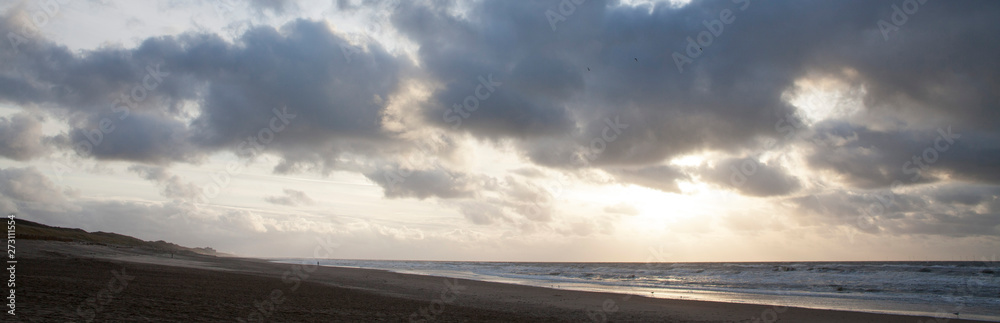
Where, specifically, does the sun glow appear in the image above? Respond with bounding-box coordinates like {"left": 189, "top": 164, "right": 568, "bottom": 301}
{"left": 783, "top": 72, "right": 866, "bottom": 125}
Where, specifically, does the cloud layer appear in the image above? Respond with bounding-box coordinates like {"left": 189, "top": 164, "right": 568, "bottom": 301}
{"left": 1, "top": 0, "right": 998, "bottom": 251}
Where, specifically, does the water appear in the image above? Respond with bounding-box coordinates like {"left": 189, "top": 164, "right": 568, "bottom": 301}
{"left": 272, "top": 259, "right": 1000, "bottom": 321}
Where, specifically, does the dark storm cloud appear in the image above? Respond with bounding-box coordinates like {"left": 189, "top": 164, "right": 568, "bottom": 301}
{"left": 1, "top": 9, "right": 189, "bottom": 115}
{"left": 1, "top": 0, "right": 999, "bottom": 218}
{"left": 835, "top": 2, "right": 1000, "bottom": 132}
{"left": 392, "top": 1, "right": 579, "bottom": 139}
{"left": 179, "top": 20, "right": 406, "bottom": 173}
{"left": 71, "top": 112, "right": 201, "bottom": 164}
{"left": 1, "top": 15, "right": 408, "bottom": 172}
{"left": 392, "top": 0, "right": 1000, "bottom": 186}
{"left": 393, "top": 0, "right": 805, "bottom": 167}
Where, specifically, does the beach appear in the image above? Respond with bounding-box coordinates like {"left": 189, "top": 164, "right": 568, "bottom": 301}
{"left": 13, "top": 240, "right": 990, "bottom": 322}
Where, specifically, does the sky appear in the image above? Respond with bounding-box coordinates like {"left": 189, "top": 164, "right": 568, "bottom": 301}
{"left": 0, "top": 0, "right": 998, "bottom": 262}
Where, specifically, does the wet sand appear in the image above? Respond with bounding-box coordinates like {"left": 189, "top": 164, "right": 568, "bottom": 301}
{"left": 17, "top": 240, "right": 989, "bottom": 322}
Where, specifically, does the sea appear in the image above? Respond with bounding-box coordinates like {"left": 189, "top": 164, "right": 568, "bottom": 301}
{"left": 272, "top": 259, "right": 1000, "bottom": 321}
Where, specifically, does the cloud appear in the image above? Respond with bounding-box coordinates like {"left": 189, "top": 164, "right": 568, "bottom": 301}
{"left": 499, "top": 176, "right": 556, "bottom": 222}
{"left": 363, "top": 165, "right": 482, "bottom": 200}
{"left": 1, "top": 17, "right": 408, "bottom": 173}
{"left": 929, "top": 185, "right": 1000, "bottom": 207}
{"left": 2, "top": 0, "right": 997, "bottom": 201}
{"left": 394, "top": 0, "right": 803, "bottom": 168}
{"left": 0, "top": 113, "right": 62, "bottom": 161}
{"left": 0, "top": 166, "right": 65, "bottom": 203}
{"left": 0, "top": 166, "right": 71, "bottom": 215}
{"left": 128, "top": 165, "right": 203, "bottom": 202}
{"left": 785, "top": 182, "right": 1000, "bottom": 238}
{"left": 440, "top": 175, "right": 562, "bottom": 225}
{"left": 805, "top": 123, "right": 1000, "bottom": 189}
{"left": 389, "top": 0, "right": 1000, "bottom": 191}
{"left": 0, "top": 0, "right": 998, "bottom": 242}
{"left": 603, "top": 202, "right": 639, "bottom": 216}
{"left": 699, "top": 157, "right": 801, "bottom": 197}
{"left": 249, "top": 0, "right": 298, "bottom": 14}
{"left": 455, "top": 200, "right": 508, "bottom": 225}
{"left": 264, "top": 188, "right": 315, "bottom": 206}
{"left": 510, "top": 167, "right": 545, "bottom": 178}
{"left": 609, "top": 165, "right": 689, "bottom": 193}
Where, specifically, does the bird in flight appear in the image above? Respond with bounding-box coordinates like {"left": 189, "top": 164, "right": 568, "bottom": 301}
{"left": 634, "top": 57, "right": 638, "bottom": 62}
{"left": 587, "top": 67, "right": 591, "bottom": 71}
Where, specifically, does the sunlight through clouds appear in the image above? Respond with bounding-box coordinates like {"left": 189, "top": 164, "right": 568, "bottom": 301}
{"left": 1, "top": 0, "right": 997, "bottom": 263}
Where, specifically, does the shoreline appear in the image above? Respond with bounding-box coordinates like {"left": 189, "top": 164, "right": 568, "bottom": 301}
{"left": 21, "top": 240, "right": 994, "bottom": 322}
{"left": 277, "top": 261, "right": 999, "bottom": 323}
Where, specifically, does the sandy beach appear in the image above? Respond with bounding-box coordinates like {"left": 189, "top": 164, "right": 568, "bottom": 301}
{"left": 12, "top": 240, "right": 988, "bottom": 322}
